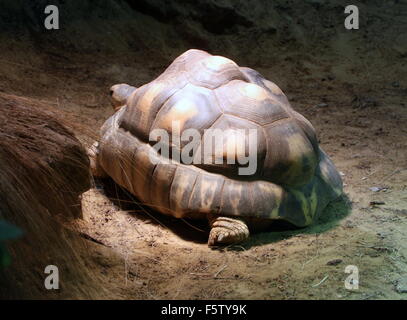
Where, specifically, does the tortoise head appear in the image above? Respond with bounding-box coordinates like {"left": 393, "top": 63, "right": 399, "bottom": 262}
{"left": 109, "top": 83, "right": 137, "bottom": 112}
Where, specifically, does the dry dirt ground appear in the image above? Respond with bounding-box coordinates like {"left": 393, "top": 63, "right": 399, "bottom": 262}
{"left": 1, "top": 35, "right": 406, "bottom": 299}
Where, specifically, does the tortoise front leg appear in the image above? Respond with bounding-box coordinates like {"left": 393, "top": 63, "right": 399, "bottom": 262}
{"left": 87, "top": 141, "right": 108, "bottom": 178}
{"left": 208, "top": 215, "right": 250, "bottom": 246}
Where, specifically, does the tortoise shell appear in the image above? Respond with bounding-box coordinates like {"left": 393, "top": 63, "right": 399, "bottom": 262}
{"left": 97, "top": 49, "right": 342, "bottom": 227}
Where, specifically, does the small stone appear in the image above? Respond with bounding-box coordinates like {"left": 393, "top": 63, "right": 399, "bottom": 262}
{"left": 391, "top": 81, "right": 400, "bottom": 88}
{"left": 395, "top": 278, "right": 407, "bottom": 293}
{"left": 344, "top": 220, "right": 355, "bottom": 228}
{"left": 327, "top": 259, "right": 343, "bottom": 266}
{"left": 316, "top": 103, "right": 328, "bottom": 108}
{"left": 377, "top": 232, "right": 389, "bottom": 239}
{"left": 370, "top": 201, "right": 385, "bottom": 206}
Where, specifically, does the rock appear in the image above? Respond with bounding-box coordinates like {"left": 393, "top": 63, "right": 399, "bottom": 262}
{"left": 370, "top": 201, "right": 385, "bottom": 206}
{"left": 316, "top": 103, "right": 328, "bottom": 108}
{"left": 391, "top": 81, "right": 400, "bottom": 88}
{"left": 327, "top": 259, "right": 343, "bottom": 266}
{"left": 352, "top": 96, "right": 378, "bottom": 108}
{"left": 376, "top": 232, "right": 389, "bottom": 239}
{"left": 395, "top": 278, "right": 407, "bottom": 293}
{"left": 369, "top": 186, "right": 388, "bottom": 192}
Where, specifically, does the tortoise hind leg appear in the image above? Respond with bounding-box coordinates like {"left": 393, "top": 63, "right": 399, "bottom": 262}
{"left": 208, "top": 215, "right": 249, "bottom": 246}
{"left": 87, "top": 141, "right": 108, "bottom": 178}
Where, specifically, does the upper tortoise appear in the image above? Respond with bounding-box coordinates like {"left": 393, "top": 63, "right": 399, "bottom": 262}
{"left": 89, "top": 49, "right": 343, "bottom": 246}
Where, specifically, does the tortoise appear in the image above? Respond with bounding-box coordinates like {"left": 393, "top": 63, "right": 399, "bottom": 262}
{"left": 88, "top": 49, "right": 343, "bottom": 246}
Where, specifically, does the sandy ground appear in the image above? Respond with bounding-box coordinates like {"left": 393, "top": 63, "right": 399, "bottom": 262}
{"left": 77, "top": 77, "right": 407, "bottom": 299}
{"left": 1, "top": 33, "right": 406, "bottom": 299}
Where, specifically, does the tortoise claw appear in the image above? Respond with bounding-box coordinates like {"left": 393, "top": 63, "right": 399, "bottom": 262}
{"left": 208, "top": 216, "right": 249, "bottom": 246}
{"left": 87, "top": 141, "right": 108, "bottom": 178}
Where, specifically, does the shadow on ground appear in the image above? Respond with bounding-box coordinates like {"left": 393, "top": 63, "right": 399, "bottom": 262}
{"left": 97, "top": 178, "right": 209, "bottom": 244}
{"left": 241, "top": 194, "right": 352, "bottom": 249}
{"left": 98, "top": 177, "right": 352, "bottom": 248}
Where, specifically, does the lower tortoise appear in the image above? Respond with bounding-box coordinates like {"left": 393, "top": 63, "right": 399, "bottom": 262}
{"left": 89, "top": 49, "right": 343, "bottom": 246}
